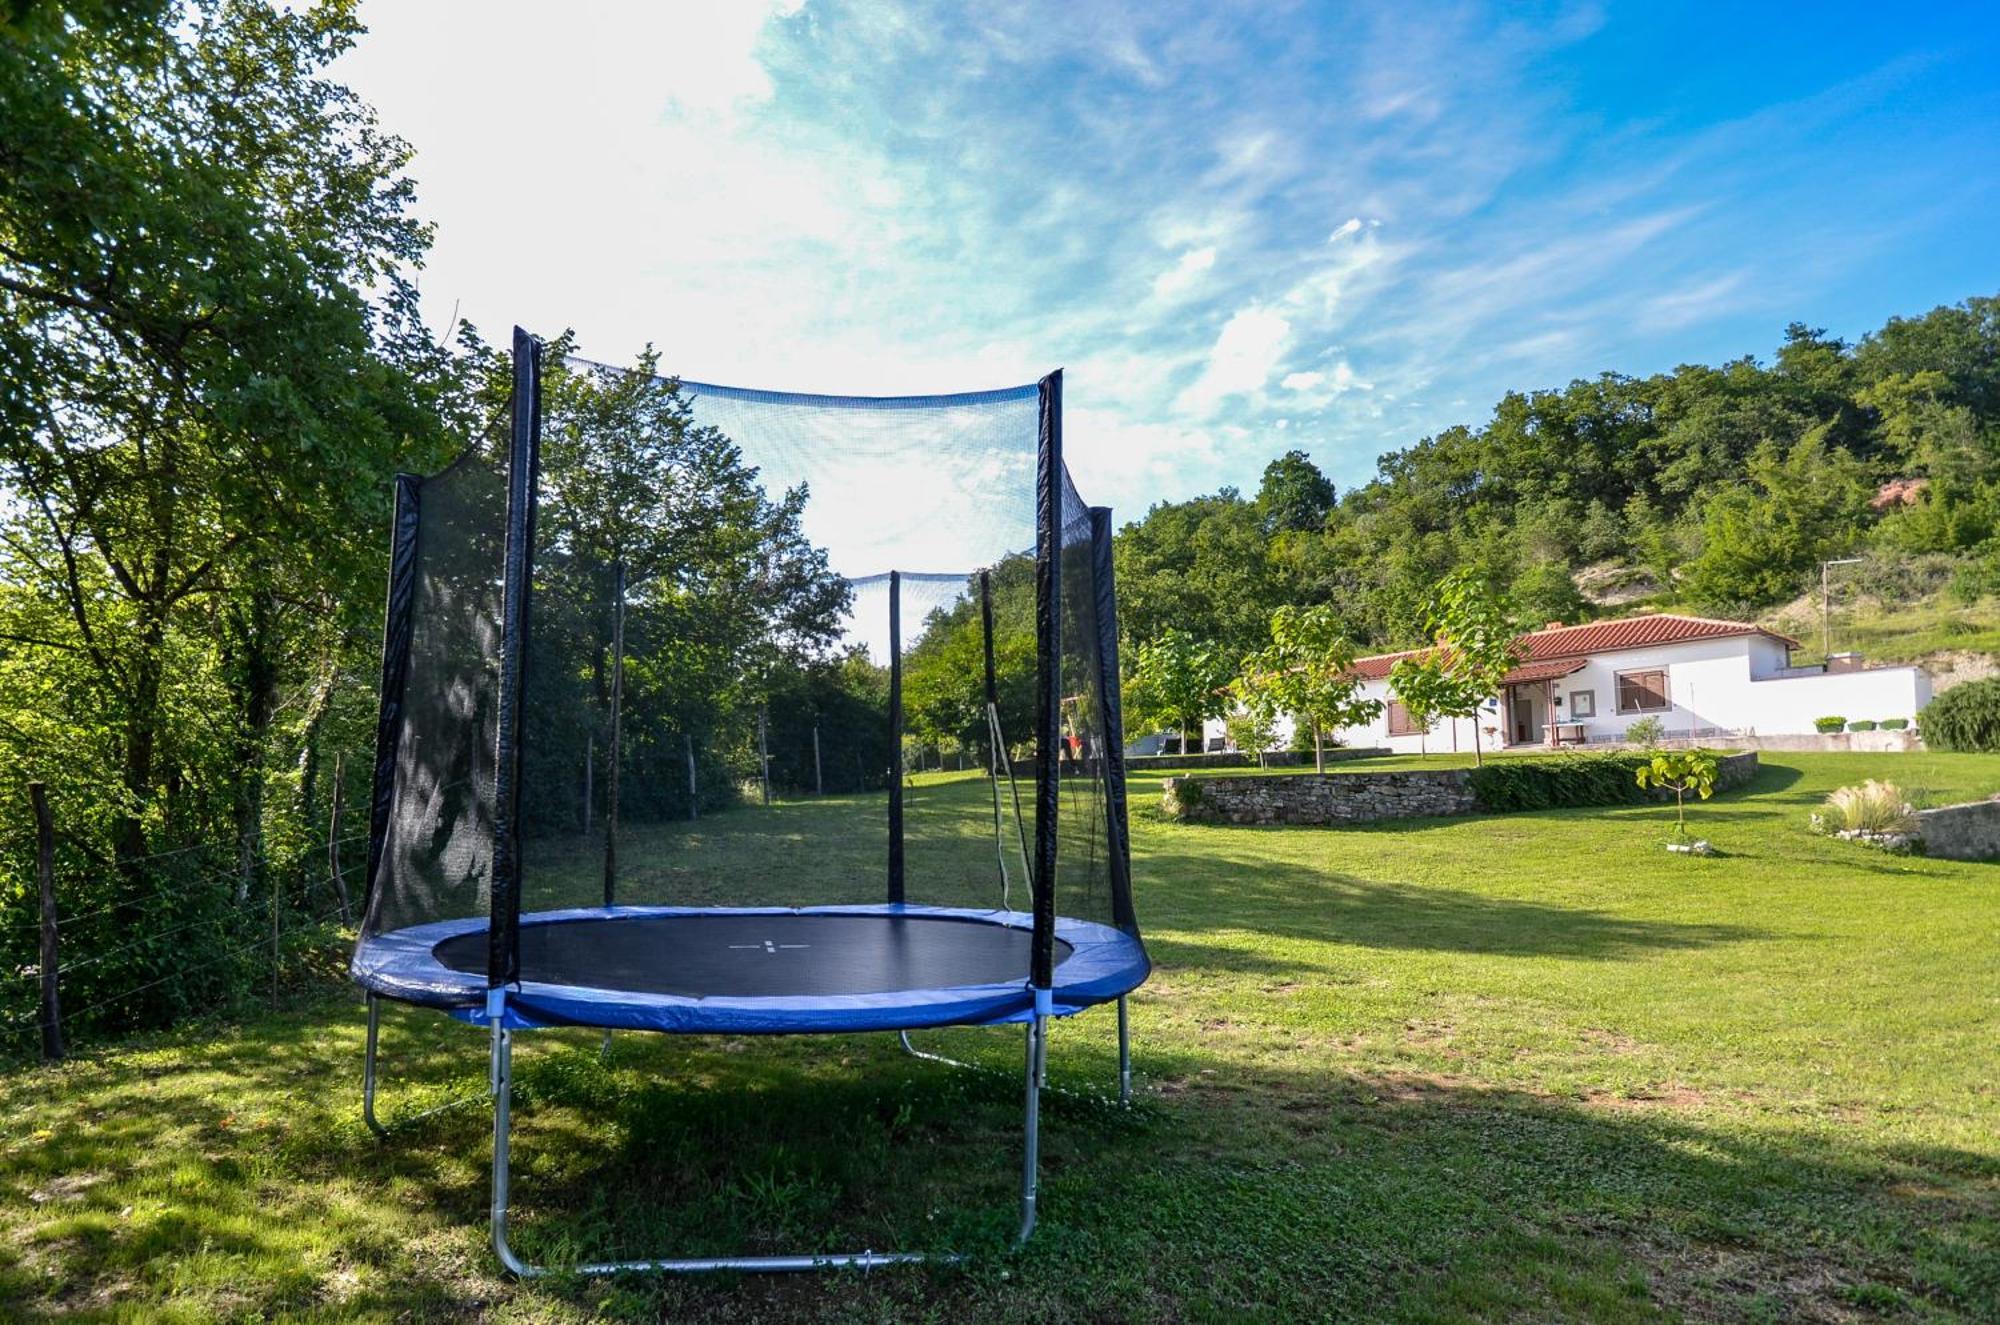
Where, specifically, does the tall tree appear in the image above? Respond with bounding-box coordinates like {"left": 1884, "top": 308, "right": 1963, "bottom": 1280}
{"left": 1129, "top": 630, "right": 1235, "bottom": 755}
{"left": 1236, "top": 604, "right": 1381, "bottom": 773}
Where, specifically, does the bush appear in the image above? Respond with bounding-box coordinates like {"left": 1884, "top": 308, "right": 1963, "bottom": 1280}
{"left": 1468, "top": 754, "right": 1655, "bottom": 812}
{"left": 1814, "top": 715, "right": 1848, "bottom": 733}
{"left": 1920, "top": 678, "right": 2000, "bottom": 751}
{"left": 1847, "top": 720, "right": 1878, "bottom": 732}
{"left": 1880, "top": 718, "right": 1909, "bottom": 731}
{"left": 1623, "top": 716, "right": 1665, "bottom": 748}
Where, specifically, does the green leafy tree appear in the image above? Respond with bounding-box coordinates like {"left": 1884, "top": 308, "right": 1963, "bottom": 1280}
{"left": 1255, "top": 449, "right": 1337, "bottom": 534}
{"left": 1407, "top": 570, "right": 1526, "bottom": 766}
{"left": 1129, "top": 630, "right": 1235, "bottom": 755}
{"left": 1237, "top": 604, "right": 1381, "bottom": 773}
{"left": 1635, "top": 749, "right": 1720, "bottom": 842}
{"left": 1385, "top": 652, "right": 1454, "bottom": 757}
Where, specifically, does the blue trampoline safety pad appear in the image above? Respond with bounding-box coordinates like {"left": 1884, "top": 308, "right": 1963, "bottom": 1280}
{"left": 351, "top": 904, "right": 1149, "bottom": 1034}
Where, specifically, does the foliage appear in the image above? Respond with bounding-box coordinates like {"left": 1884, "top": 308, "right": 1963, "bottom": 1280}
{"left": 1918, "top": 677, "right": 2000, "bottom": 751}
{"left": 1224, "top": 709, "right": 1277, "bottom": 762}
{"left": 1236, "top": 603, "right": 1380, "bottom": 772}
{"left": 1255, "top": 449, "right": 1337, "bottom": 534}
{"left": 1847, "top": 720, "right": 1878, "bottom": 731}
{"left": 1109, "top": 296, "right": 2000, "bottom": 655}
{"left": 1129, "top": 630, "right": 1235, "bottom": 753}
{"left": 899, "top": 556, "right": 1035, "bottom": 755}
{"left": 1815, "top": 715, "right": 1850, "bottom": 733}
{"left": 1399, "top": 569, "right": 1525, "bottom": 765}
{"left": 1466, "top": 753, "right": 1658, "bottom": 812}
{"left": 1880, "top": 717, "right": 1909, "bottom": 730}
{"left": 1623, "top": 716, "right": 1666, "bottom": 748}
{"left": 1811, "top": 780, "right": 1915, "bottom": 836}
{"left": 1385, "top": 652, "right": 1454, "bottom": 752}
{"left": 1635, "top": 749, "right": 1721, "bottom": 839}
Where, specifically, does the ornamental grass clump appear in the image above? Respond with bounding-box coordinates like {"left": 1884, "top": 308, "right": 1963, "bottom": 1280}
{"left": 1810, "top": 780, "right": 1918, "bottom": 851}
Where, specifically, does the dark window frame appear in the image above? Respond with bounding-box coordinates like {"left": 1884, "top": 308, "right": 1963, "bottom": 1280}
{"left": 1616, "top": 669, "right": 1670, "bottom": 714}
{"left": 1569, "top": 689, "right": 1597, "bottom": 719}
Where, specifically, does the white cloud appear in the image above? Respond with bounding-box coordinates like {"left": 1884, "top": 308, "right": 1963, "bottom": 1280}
{"left": 1328, "top": 217, "right": 1365, "bottom": 241}
{"left": 1175, "top": 306, "right": 1292, "bottom": 415}
{"left": 1281, "top": 371, "right": 1324, "bottom": 391}
{"left": 1151, "top": 245, "right": 1217, "bottom": 299}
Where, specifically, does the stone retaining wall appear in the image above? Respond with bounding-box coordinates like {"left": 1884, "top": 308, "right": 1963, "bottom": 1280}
{"left": 1162, "top": 751, "right": 1759, "bottom": 827}
{"left": 1914, "top": 799, "right": 2000, "bottom": 860}
{"left": 1161, "top": 769, "right": 1478, "bottom": 825}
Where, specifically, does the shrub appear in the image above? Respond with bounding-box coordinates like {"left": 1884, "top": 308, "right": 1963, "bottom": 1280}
{"left": 1815, "top": 780, "right": 1914, "bottom": 835}
{"left": 1635, "top": 749, "right": 1721, "bottom": 841}
{"left": 1920, "top": 678, "right": 2000, "bottom": 752}
{"left": 1468, "top": 754, "right": 1655, "bottom": 812}
{"left": 1880, "top": 718, "right": 1909, "bottom": 731}
{"left": 1623, "top": 716, "right": 1666, "bottom": 748}
{"left": 1813, "top": 715, "right": 1848, "bottom": 733}
{"left": 1847, "top": 720, "right": 1878, "bottom": 732}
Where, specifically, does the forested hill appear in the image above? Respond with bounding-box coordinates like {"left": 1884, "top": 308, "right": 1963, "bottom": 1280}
{"left": 1114, "top": 294, "right": 2000, "bottom": 657}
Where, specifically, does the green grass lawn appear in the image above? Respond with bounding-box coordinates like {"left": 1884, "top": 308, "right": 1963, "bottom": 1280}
{"left": 2, "top": 754, "right": 1997, "bottom": 1322}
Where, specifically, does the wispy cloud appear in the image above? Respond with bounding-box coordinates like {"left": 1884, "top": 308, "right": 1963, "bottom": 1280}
{"left": 340, "top": 0, "right": 2000, "bottom": 518}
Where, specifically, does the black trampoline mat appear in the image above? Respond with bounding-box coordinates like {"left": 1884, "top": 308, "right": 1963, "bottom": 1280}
{"left": 432, "top": 911, "right": 1072, "bottom": 999}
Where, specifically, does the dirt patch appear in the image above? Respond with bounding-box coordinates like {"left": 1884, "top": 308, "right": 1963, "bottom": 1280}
{"left": 1579, "top": 1027, "right": 1642, "bottom": 1055}
{"left": 1626, "top": 1233, "right": 1890, "bottom": 1324}
{"left": 1581, "top": 1082, "right": 1709, "bottom": 1113}
{"left": 1921, "top": 649, "right": 2000, "bottom": 694}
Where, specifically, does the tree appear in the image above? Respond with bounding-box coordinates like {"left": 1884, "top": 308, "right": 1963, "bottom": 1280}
{"left": 1223, "top": 680, "right": 1281, "bottom": 767}
{"left": 1384, "top": 652, "right": 1453, "bottom": 757}
{"left": 1635, "top": 749, "right": 1720, "bottom": 842}
{"left": 1129, "top": 630, "right": 1235, "bottom": 755}
{"left": 1236, "top": 604, "right": 1381, "bottom": 773}
{"left": 1255, "top": 450, "right": 1337, "bottom": 534}
{"left": 0, "top": 0, "right": 446, "bottom": 877}
{"left": 1407, "top": 570, "right": 1526, "bottom": 766}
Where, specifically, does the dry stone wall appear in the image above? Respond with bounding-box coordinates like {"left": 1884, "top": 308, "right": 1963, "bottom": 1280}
{"left": 1161, "top": 770, "right": 1479, "bottom": 825}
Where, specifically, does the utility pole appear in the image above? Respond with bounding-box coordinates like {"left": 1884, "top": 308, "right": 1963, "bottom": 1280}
{"left": 1821, "top": 557, "right": 1865, "bottom": 660}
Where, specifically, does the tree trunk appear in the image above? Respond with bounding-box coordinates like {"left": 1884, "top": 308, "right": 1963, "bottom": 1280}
{"left": 229, "top": 588, "right": 279, "bottom": 905}
{"left": 1313, "top": 718, "right": 1325, "bottom": 774}
{"left": 1472, "top": 719, "right": 1483, "bottom": 767}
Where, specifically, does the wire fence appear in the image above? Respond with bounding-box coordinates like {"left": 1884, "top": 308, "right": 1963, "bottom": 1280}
{"left": 0, "top": 780, "right": 371, "bottom": 1062}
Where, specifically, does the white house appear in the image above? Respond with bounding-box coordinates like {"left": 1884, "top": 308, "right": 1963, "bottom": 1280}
{"left": 1204, "top": 613, "right": 1932, "bottom": 756}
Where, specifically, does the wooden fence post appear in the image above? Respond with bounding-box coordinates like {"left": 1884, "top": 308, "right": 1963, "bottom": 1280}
{"left": 30, "top": 783, "right": 62, "bottom": 1062}
{"left": 327, "top": 750, "right": 352, "bottom": 924}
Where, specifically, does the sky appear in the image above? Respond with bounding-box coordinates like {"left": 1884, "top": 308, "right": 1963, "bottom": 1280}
{"left": 336, "top": 1, "right": 2000, "bottom": 525}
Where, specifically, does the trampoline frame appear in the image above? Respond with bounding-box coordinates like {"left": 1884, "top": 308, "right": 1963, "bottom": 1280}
{"left": 357, "top": 332, "right": 1145, "bottom": 1274}
{"left": 359, "top": 989, "right": 1130, "bottom": 1274}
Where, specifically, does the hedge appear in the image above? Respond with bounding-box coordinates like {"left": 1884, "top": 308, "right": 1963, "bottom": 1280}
{"left": 1466, "top": 753, "right": 1657, "bottom": 812}
{"left": 1920, "top": 678, "right": 2000, "bottom": 752}
{"left": 1847, "top": 720, "right": 1878, "bottom": 732}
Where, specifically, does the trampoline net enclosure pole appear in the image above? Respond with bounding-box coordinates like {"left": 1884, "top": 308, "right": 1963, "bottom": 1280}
{"left": 1030, "top": 370, "right": 1061, "bottom": 988}
{"left": 488, "top": 327, "right": 542, "bottom": 988}
{"left": 887, "top": 569, "right": 905, "bottom": 903}
{"left": 603, "top": 559, "right": 625, "bottom": 908}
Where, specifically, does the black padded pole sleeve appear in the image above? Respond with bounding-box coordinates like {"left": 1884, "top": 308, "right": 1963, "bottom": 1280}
{"left": 363, "top": 472, "right": 422, "bottom": 915}
{"left": 1031, "top": 370, "right": 1062, "bottom": 989}
{"left": 489, "top": 327, "right": 542, "bottom": 988}
{"left": 602, "top": 559, "right": 625, "bottom": 908}
{"left": 980, "top": 569, "right": 998, "bottom": 709}
{"left": 1089, "top": 506, "right": 1139, "bottom": 934}
{"left": 887, "top": 570, "right": 905, "bottom": 903}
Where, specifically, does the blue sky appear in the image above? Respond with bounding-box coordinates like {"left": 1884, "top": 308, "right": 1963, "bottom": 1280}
{"left": 337, "top": 1, "right": 2000, "bottom": 521}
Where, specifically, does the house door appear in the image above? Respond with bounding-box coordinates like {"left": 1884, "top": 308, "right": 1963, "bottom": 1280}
{"left": 1510, "top": 688, "right": 1536, "bottom": 744}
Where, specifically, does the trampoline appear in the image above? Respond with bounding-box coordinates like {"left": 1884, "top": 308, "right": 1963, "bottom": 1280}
{"left": 352, "top": 331, "right": 1148, "bottom": 1276}
{"left": 358, "top": 904, "right": 1147, "bottom": 1033}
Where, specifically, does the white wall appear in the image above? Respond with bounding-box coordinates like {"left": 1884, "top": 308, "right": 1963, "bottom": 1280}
{"left": 1201, "top": 635, "right": 1932, "bottom": 752}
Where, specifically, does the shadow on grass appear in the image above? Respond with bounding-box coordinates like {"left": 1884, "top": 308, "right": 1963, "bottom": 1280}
{"left": 3, "top": 994, "right": 1991, "bottom": 1323}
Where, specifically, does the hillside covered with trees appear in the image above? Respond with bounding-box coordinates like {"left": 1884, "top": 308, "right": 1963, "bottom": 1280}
{"left": 1115, "top": 298, "right": 2000, "bottom": 658}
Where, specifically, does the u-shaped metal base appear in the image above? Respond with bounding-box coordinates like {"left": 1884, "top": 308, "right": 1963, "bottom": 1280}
{"left": 485, "top": 1012, "right": 1043, "bottom": 1276}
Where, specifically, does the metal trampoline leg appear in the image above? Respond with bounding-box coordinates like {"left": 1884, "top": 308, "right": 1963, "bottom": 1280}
{"left": 1117, "top": 995, "right": 1131, "bottom": 1106}
{"left": 364, "top": 994, "right": 387, "bottom": 1138}
{"left": 1018, "top": 1013, "right": 1046, "bottom": 1245}
{"left": 363, "top": 995, "right": 484, "bottom": 1138}
{"left": 490, "top": 1015, "right": 535, "bottom": 1278}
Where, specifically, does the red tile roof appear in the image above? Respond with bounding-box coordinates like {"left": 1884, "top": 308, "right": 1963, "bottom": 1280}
{"left": 1499, "top": 657, "right": 1588, "bottom": 686}
{"left": 1349, "top": 613, "right": 1797, "bottom": 680}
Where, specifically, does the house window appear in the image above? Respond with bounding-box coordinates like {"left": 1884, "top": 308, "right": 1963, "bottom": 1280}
{"left": 1569, "top": 689, "right": 1596, "bottom": 719}
{"left": 1387, "top": 700, "right": 1421, "bottom": 736}
{"left": 1616, "top": 669, "right": 1670, "bottom": 713}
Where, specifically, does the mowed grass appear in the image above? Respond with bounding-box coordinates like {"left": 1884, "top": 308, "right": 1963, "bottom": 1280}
{"left": 1, "top": 754, "right": 1997, "bottom": 1322}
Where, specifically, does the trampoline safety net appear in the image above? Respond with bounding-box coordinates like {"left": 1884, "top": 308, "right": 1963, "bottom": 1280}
{"left": 353, "top": 330, "right": 1144, "bottom": 1029}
